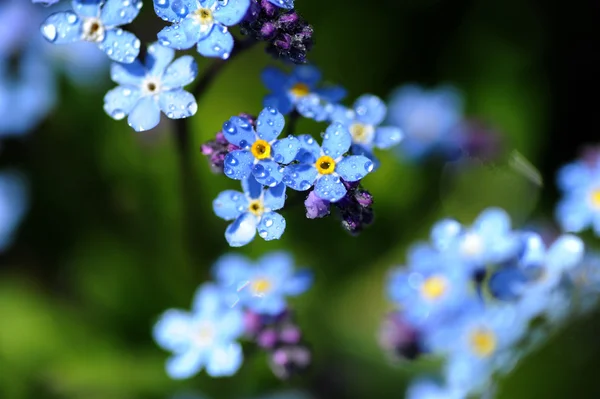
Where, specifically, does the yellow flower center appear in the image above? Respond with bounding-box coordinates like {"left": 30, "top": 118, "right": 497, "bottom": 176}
{"left": 194, "top": 7, "right": 213, "bottom": 24}
{"left": 469, "top": 328, "right": 497, "bottom": 358}
{"left": 420, "top": 275, "right": 448, "bottom": 301}
{"left": 251, "top": 278, "right": 272, "bottom": 297}
{"left": 315, "top": 155, "right": 336, "bottom": 175}
{"left": 590, "top": 188, "right": 600, "bottom": 209}
{"left": 248, "top": 200, "right": 264, "bottom": 216}
{"left": 290, "top": 83, "right": 310, "bottom": 98}
{"left": 251, "top": 139, "right": 272, "bottom": 160}
{"left": 349, "top": 123, "right": 375, "bottom": 144}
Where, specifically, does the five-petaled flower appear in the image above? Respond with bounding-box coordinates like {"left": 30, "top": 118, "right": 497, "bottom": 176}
{"left": 154, "top": 0, "right": 250, "bottom": 59}
{"left": 222, "top": 107, "right": 300, "bottom": 187}
{"left": 41, "top": 0, "right": 142, "bottom": 63}
{"left": 104, "top": 43, "right": 198, "bottom": 132}
{"left": 213, "top": 175, "right": 287, "bottom": 247}
{"left": 283, "top": 122, "right": 374, "bottom": 202}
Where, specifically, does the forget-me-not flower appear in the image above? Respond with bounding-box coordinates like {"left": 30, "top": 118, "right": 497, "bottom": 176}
{"left": 41, "top": 0, "right": 142, "bottom": 63}
{"left": 222, "top": 107, "right": 300, "bottom": 187}
{"left": 213, "top": 175, "right": 287, "bottom": 247}
{"left": 0, "top": 171, "right": 29, "bottom": 252}
{"left": 154, "top": 0, "right": 250, "bottom": 59}
{"left": 282, "top": 123, "right": 374, "bottom": 202}
{"left": 213, "top": 251, "right": 312, "bottom": 315}
{"left": 104, "top": 43, "right": 198, "bottom": 132}
{"left": 406, "top": 380, "right": 466, "bottom": 399}
{"left": 153, "top": 283, "right": 245, "bottom": 379}
{"left": 261, "top": 65, "right": 346, "bottom": 120}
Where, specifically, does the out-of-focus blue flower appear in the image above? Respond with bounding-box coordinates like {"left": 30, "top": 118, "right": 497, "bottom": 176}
{"left": 222, "top": 107, "right": 300, "bottom": 187}
{"left": 387, "top": 84, "right": 463, "bottom": 160}
{"left": 430, "top": 208, "right": 520, "bottom": 274}
{"left": 104, "top": 43, "right": 198, "bottom": 132}
{"left": 32, "top": 0, "right": 61, "bottom": 5}
{"left": 330, "top": 94, "right": 403, "bottom": 167}
{"left": 213, "top": 176, "right": 287, "bottom": 247}
{"left": 261, "top": 65, "right": 346, "bottom": 118}
{"left": 266, "top": 0, "right": 294, "bottom": 9}
{"left": 213, "top": 251, "right": 312, "bottom": 315}
{"left": 406, "top": 380, "right": 466, "bottom": 399}
{"left": 0, "top": 171, "right": 29, "bottom": 252}
{"left": 153, "top": 283, "right": 245, "bottom": 379}
{"left": 282, "top": 123, "right": 374, "bottom": 202}
{"left": 568, "top": 252, "right": 600, "bottom": 313}
{"left": 41, "top": 0, "right": 142, "bottom": 63}
{"left": 155, "top": 0, "right": 250, "bottom": 60}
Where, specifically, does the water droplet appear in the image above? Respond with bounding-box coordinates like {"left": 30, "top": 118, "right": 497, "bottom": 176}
{"left": 300, "top": 180, "right": 312, "bottom": 190}
{"left": 264, "top": 218, "right": 274, "bottom": 228}
{"left": 259, "top": 230, "right": 268, "bottom": 238}
{"left": 111, "top": 109, "right": 126, "bottom": 120}
{"left": 41, "top": 24, "right": 57, "bottom": 42}
{"left": 364, "top": 160, "right": 374, "bottom": 172}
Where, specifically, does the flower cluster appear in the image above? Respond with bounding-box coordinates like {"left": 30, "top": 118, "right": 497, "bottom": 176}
{"left": 153, "top": 251, "right": 312, "bottom": 379}
{"left": 381, "top": 208, "right": 593, "bottom": 398}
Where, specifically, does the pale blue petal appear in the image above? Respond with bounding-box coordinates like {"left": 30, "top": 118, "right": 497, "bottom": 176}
{"left": 110, "top": 61, "right": 146, "bottom": 86}
{"left": 261, "top": 67, "right": 289, "bottom": 92}
{"left": 72, "top": 0, "right": 102, "bottom": 18}
{"left": 272, "top": 136, "right": 301, "bottom": 164}
{"left": 98, "top": 28, "right": 141, "bottom": 63}
{"left": 374, "top": 126, "right": 403, "bottom": 149}
{"left": 100, "top": 0, "right": 143, "bottom": 27}
{"left": 214, "top": 0, "right": 250, "bottom": 26}
{"left": 264, "top": 183, "right": 286, "bottom": 211}
{"left": 41, "top": 11, "right": 83, "bottom": 44}
{"left": 336, "top": 155, "right": 373, "bottom": 182}
{"left": 350, "top": 144, "right": 380, "bottom": 171}
{"left": 212, "top": 254, "right": 252, "bottom": 288}
{"left": 222, "top": 116, "right": 256, "bottom": 148}
{"left": 267, "top": 0, "right": 294, "bottom": 9}
{"left": 292, "top": 65, "right": 321, "bottom": 88}
{"left": 153, "top": 309, "right": 193, "bottom": 352}
{"left": 191, "top": 283, "right": 223, "bottom": 314}
{"left": 206, "top": 343, "right": 243, "bottom": 377}
{"left": 296, "top": 94, "right": 335, "bottom": 122}
{"left": 282, "top": 163, "right": 318, "bottom": 191}
{"left": 162, "top": 55, "right": 198, "bottom": 89}
{"left": 241, "top": 175, "right": 263, "bottom": 199}
{"left": 196, "top": 25, "right": 233, "bottom": 59}
{"left": 166, "top": 349, "right": 205, "bottom": 379}
{"left": 158, "top": 19, "right": 202, "bottom": 50}
{"left": 328, "top": 104, "right": 355, "bottom": 125}
{"left": 257, "top": 212, "right": 286, "bottom": 241}
{"left": 256, "top": 107, "right": 285, "bottom": 142}
{"left": 216, "top": 309, "right": 245, "bottom": 341}
{"left": 546, "top": 234, "right": 584, "bottom": 272}
{"left": 322, "top": 122, "right": 351, "bottom": 159}
{"left": 315, "top": 85, "right": 347, "bottom": 103}
{"left": 473, "top": 207, "right": 512, "bottom": 236}
{"left": 225, "top": 212, "right": 258, "bottom": 247}
{"left": 223, "top": 150, "right": 254, "bottom": 181}
{"left": 557, "top": 162, "right": 592, "bottom": 192}
{"left": 250, "top": 295, "right": 286, "bottom": 315}
{"left": 294, "top": 134, "right": 321, "bottom": 163}
{"left": 519, "top": 233, "right": 546, "bottom": 268}
{"left": 158, "top": 89, "right": 198, "bottom": 119}
{"left": 314, "top": 175, "right": 347, "bottom": 202}
{"left": 284, "top": 269, "right": 313, "bottom": 296}
{"left": 127, "top": 96, "right": 161, "bottom": 132}
{"left": 556, "top": 197, "right": 592, "bottom": 232}
{"left": 264, "top": 93, "right": 294, "bottom": 115}
{"left": 153, "top": 0, "right": 198, "bottom": 23}
{"left": 253, "top": 160, "right": 284, "bottom": 187}
{"left": 103, "top": 86, "right": 142, "bottom": 120}
{"left": 353, "top": 94, "right": 386, "bottom": 126}
{"left": 213, "top": 190, "right": 248, "bottom": 221}
{"left": 259, "top": 251, "right": 294, "bottom": 278}
{"left": 146, "top": 42, "right": 176, "bottom": 76}
{"left": 431, "top": 219, "right": 462, "bottom": 251}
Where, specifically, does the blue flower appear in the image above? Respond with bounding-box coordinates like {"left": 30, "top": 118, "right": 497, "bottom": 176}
{"left": 213, "top": 251, "right": 312, "bottom": 315}
{"left": 104, "top": 43, "right": 198, "bottom": 132}
{"left": 0, "top": 171, "right": 29, "bottom": 252}
{"left": 329, "top": 94, "right": 403, "bottom": 167}
{"left": 155, "top": 0, "right": 250, "bottom": 59}
{"left": 153, "top": 283, "right": 245, "bottom": 379}
{"left": 213, "top": 176, "right": 287, "bottom": 247}
{"left": 266, "top": 0, "right": 294, "bottom": 9}
{"left": 568, "top": 252, "right": 600, "bottom": 313}
{"left": 406, "top": 380, "right": 466, "bottom": 399}
{"left": 282, "top": 123, "right": 374, "bottom": 202}
{"left": 262, "top": 65, "right": 346, "bottom": 118}
{"left": 222, "top": 107, "right": 300, "bottom": 187}
{"left": 40, "top": 0, "right": 142, "bottom": 63}
{"left": 386, "top": 84, "right": 463, "bottom": 160}
{"left": 555, "top": 156, "right": 600, "bottom": 235}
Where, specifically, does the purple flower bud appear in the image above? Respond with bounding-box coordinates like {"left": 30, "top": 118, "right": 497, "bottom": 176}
{"left": 201, "top": 114, "right": 254, "bottom": 173}
{"left": 269, "top": 344, "right": 312, "bottom": 379}
{"left": 280, "top": 325, "right": 302, "bottom": 344}
{"left": 260, "top": 22, "right": 277, "bottom": 39}
{"left": 334, "top": 180, "right": 375, "bottom": 235}
{"left": 305, "top": 190, "right": 330, "bottom": 219}
{"left": 257, "top": 328, "right": 279, "bottom": 349}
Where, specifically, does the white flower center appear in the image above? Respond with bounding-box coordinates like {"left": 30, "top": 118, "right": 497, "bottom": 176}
{"left": 192, "top": 322, "right": 216, "bottom": 347}
{"left": 349, "top": 123, "right": 375, "bottom": 145}
{"left": 460, "top": 233, "right": 484, "bottom": 257}
{"left": 142, "top": 77, "right": 162, "bottom": 96}
{"left": 82, "top": 18, "right": 105, "bottom": 42}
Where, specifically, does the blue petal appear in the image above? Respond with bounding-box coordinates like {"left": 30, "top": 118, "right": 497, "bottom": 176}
{"left": 225, "top": 212, "right": 258, "bottom": 247}
{"left": 100, "top": 0, "right": 142, "bottom": 27}
{"left": 158, "top": 89, "right": 197, "bottom": 119}
{"left": 547, "top": 234, "right": 584, "bottom": 272}
{"left": 153, "top": 0, "right": 198, "bottom": 23}
{"left": 322, "top": 122, "right": 351, "bottom": 159}
{"left": 41, "top": 11, "right": 83, "bottom": 44}
{"left": 267, "top": 0, "right": 294, "bottom": 8}
{"left": 257, "top": 212, "right": 286, "bottom": 241}
{"left": 314, "top": 175, "right": 347, "bottom": 202}
{"left": 556, "top": 197, "right": 592, "bottom": 233}
{"left": 166, "top": 349, "right": 205, "bottom": 379}
{"left": 253, "top": 159, "right": 284, "bottom": 187}
{"left": 98, "top": 28, "right": 141, "bottom": 63}
{"left": 264, "top": 93, "right": 293, "bottom": 115}
{"left": 296, "top": 94, "right": 335, "bottom": 122}
{"left": 110, "top": 60, "right": 146, "bottom": 86}
{"left": 431, "top": 219, "right": 462, "bottom": 251}
{"left": 264, "top": 183, "right": 286, "bottom": 211}
{"left": 153, "top": 309, "right": 193, "bottom": 352}
{"left": 191, "top": 283, "right": 222, "bottom": 314}
{"left": 473, "top": 207, "right": 512, "bottom": 236}
{"left": 282, "top": 163, "right": 318, "bottom": 191}
{"left": 241, "top": 175, "right": 263, "bottom": 199}
{"left": 557, "top": 163, "right": 591, "bottom": 192}
{"left": 103, "top": 86, "right": 142, "bottom": 120}
{"left": 292, "top": 65, "right": 321, "bottom": 88}
{"left": 272, "top": 136, "right": 301, "bottom": 164}
{"left": 284, "top": 269, "right": 313, "bottom": 296}
{"left": 72, "top": 0, "right": 102, "bottom": 18}
{"left": 205, "top": 343, "right": 243, "bottom": 377}
{"left": 328, "top": 104, "right": 355, "bottom": 125}
{"left": 127, "top": 96, "right": 161, "bottom": 131}
{"left": 222, "top": 116, "right": 256, "bottom": 148}
{"left": 374, "top": 126, "right": 403, "bottom": 149}
{"left": 214, "top": 0, "right": 250, "bottom": 26}
{"left": 353, "top": 94, "right": 386, "bottom": 126}
{"left": 146, "top": 42, "right": 176, "bottom": 76}
{"left": 161, "top": 55, "right": 198, "bottom": 89}
{"left": 294, "top": 134, "right": 321, "bottom": 163}
{"left": 350, "top": 144, "right": 380, "bottom": 171}
{"left": 223, "top": 150, "right": 254, "bottom": 181}
{"left": 196, "top": 25, "right": 234, "bottom": 59}
{"left": 336, "top": 155, "right": 373, "bottom": 182}
{"left": 256, "top": 107, "right": 285, "bottom": 142}
{"left": 212, "top": 254, "right": 252, "bottom": 288}
{"left": 261, "top": 67, "right": 289, "bottom": 92}
{"left": 213, "top": 190, "right": 248, "bottom": 221}
{"left": 158, "top": 18, "right": 202, "bottom": 50}
{"left": 315, "top": 85, "right": 347, "bottom": 103}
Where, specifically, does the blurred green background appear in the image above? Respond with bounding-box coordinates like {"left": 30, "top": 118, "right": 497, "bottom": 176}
{"left": 1, "top": 0, "right": 600, "bottom": 398}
